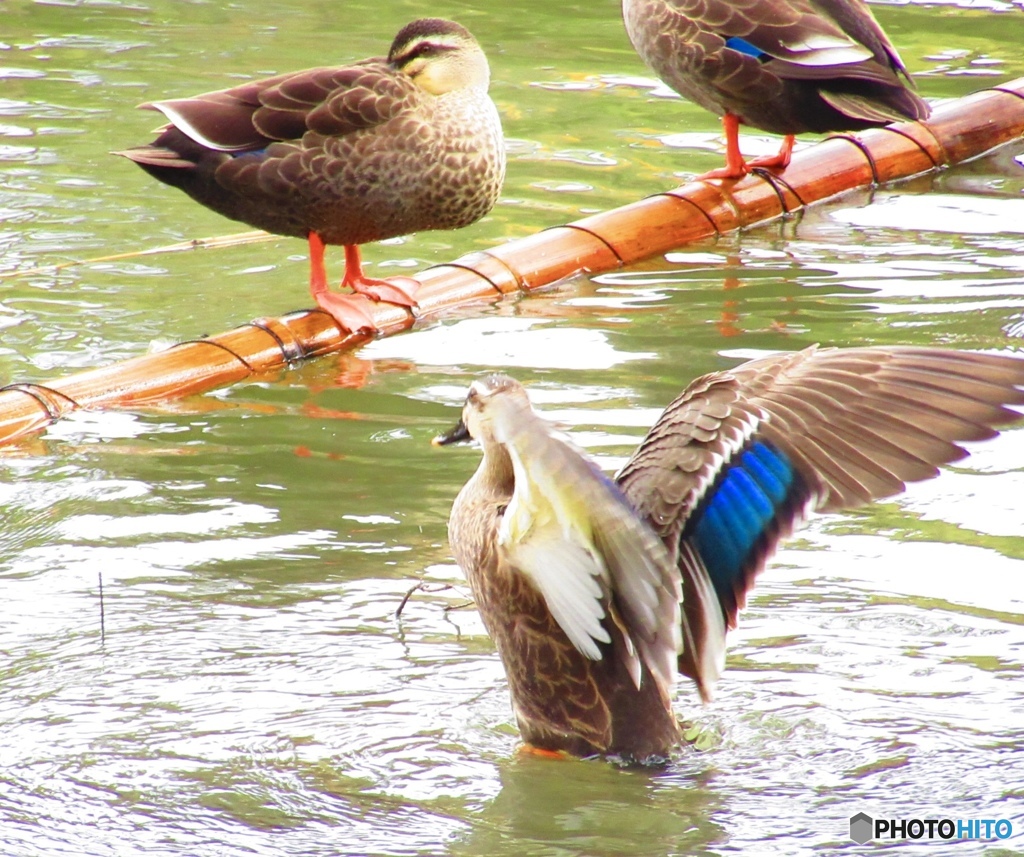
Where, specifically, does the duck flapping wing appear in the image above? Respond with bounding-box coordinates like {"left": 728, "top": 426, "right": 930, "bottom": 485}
{"left": 617, "top": 345, "right": 1024, "bottom": 700}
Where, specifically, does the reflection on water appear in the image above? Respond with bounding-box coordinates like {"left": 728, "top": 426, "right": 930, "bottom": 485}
{"left": 363, "top": 317, "right": 655, "bottom": 371}
{"left": 831, "top": 193, "right": 1024, "bottom": 235}
{"left": 2, "top": 0, "right": 1024, "bottom": 855}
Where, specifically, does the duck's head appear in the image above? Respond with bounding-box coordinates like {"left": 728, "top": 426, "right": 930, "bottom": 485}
{"left": 389, "top": 18, "right": 490, "bottom": 95}
{"left": 433, "top": 374, "right": 532, "bottom": 449}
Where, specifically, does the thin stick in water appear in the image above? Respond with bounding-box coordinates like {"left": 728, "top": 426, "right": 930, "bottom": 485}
{"left": 99, "top": 571, "right": 105, "bottom": 645}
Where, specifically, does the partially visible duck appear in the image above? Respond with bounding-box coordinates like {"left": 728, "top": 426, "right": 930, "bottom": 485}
{"left": 116, "top": 18, "right": 505, "bottom": 333}
{"left": 622, "top": 0, "right": 930, "bottom": 178}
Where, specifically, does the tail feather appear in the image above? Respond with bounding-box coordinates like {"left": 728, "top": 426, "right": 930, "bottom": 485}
{"left": 113, "top": 145, "right": 195, "bottom": 170}
{"left": 820, "top": 89, "right": 928, "bottom": 124}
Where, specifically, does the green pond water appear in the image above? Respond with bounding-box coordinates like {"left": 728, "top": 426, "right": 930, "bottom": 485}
{"left": 2, "top": 1, "right": 1024, "bottom": 855}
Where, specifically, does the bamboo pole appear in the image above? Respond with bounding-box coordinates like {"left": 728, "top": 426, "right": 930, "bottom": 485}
{"left": 2, "top": 78, "right": 1023, "bottom": 448}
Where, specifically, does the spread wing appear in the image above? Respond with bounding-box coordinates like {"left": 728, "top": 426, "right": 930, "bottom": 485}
{"left": 616, "top": 345, "right": 1024, "bottom": 700}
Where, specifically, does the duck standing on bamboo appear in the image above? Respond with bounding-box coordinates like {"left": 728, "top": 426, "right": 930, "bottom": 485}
{"left": 436, "top": 348, "right": 1024, "bottom": 764}
{"left": 622, "top": 0, "right": 930, "bottom": 179}
{"left": 116, "top": 19, "right": 505, "bottom": 334}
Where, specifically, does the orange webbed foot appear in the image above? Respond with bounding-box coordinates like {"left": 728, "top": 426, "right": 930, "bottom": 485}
{"left": 517, "top": 743, "right": 574, "bottom": 761}
{"left": 696, "top": 163, "right": 751, "bottom": 181}
{"left": 312, "top": 291, "right": 379, "bottom": 335}
{"left": 344, "top": 273, "right": 421, "bottom": 308}
{"left": 744, "top": 134, "right": 795, "bottom": 172}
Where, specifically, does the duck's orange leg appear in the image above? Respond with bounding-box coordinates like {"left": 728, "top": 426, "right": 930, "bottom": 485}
{"left": 341, "top": 244, "right": 420, "bottom": 308}
{"left": 307, "top": 232, "right": 378, "bottom": 334}
{"left": 698, "top": 114, "right": 795, "bottom": 180}
{"left": 698, "top": 113, "right": 750, "bottom": 180}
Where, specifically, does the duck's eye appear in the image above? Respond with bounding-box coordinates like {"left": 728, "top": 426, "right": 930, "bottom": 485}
{"left": 407, "top": 42, "right": 443, "bottom": 63}
{"left": 408, "top": 41, "right": 458, "bottom": 64}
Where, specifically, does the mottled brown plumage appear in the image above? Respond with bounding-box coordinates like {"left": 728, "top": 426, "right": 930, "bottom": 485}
{"left": 116, "top": 18, "right": 505, "bottom": 332}
{"left": 438, "top": 348, "right": 1024, "bottom": 763}
{"left": 622, "top": 0, "right": 930, "bottom": 177}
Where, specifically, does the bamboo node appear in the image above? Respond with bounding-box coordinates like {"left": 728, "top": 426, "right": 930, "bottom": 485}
{"left": 750, "top": 168, "right": 804, "bottom": 214}
{"left": 246, "top": 318, "right": 310, "bottom": 366}
{"left": 562, "top": 223, "right": 625, "bottom": 266}
{"left": 0, "top": 383, "right": 80, "bottom": 421}
{"left": 445, "top": 252, "right": 521, "bottom": 295}
{"left": 885, "top": 123, "right": 948, "bottom": 169}
{"left": 992, "top": 84, "right": 1024, "bottom": 103}
{"left": 824, "top": 134, "right": 882, "bottom": 184}
{"left": 170, "top": 339, "right": 256, "bottom": 373}
{"left": 666, "top": 184, "right": 741, "bottom": 233}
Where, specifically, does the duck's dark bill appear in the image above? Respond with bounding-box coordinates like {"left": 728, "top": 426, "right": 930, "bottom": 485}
{"left": 432, "top": 419, "right": 471, "bottom": 446}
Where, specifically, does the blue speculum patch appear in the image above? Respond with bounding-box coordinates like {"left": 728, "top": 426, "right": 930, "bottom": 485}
{"left": 724, "top": 36, "right": 767, "bottom": 60}
{"left": 689, "top": 440, "right": 796, "bottom": 605}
